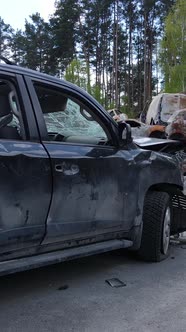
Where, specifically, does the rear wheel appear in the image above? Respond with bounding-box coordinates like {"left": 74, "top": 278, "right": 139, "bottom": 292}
{"left": 138, "top": 191, "right": 171, "bottom": 262}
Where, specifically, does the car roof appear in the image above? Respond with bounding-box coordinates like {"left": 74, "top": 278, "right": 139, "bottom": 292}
{"left": 0, "top": 62, "right": 115, "bottom": 123}
{"left": 0, "top": 63, "right": 80, "bottom": 88}
{"left": 0, "top": 63, "right": 97, "bottom": 102}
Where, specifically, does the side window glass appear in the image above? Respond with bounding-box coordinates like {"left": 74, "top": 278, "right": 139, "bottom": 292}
{"left": 34, "top": 84, "right": 110, "bottom": 145}
{"left": 0, "top": 79, "right": 22, "bottom": 140}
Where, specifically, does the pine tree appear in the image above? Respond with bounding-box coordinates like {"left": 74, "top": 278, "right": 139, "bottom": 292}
{"left": 50, "top": 0, "right": 80, "bottom": 74}
{"left": 0, "top": 17, "right": 13, "bottom": 58}
{"left": 10, "top": 29, "right": 26, "bottom": 66}
{"left": 160, "top": 0, "right": 186, "bottom": 92}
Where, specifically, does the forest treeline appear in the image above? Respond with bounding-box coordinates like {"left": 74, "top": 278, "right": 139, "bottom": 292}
{"left": 0, "top": 0, "right": 185, "bottom": 116}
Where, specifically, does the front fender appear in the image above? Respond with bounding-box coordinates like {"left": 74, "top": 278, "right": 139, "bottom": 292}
{"left": 124, "top": 149, "right": 184, "bottom": 249}
{"left": 122, "top": 149, "right": 183, "bottom": 228}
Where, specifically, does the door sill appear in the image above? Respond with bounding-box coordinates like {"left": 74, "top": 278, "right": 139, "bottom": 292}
{"left": 0, "top": 239, "right": 133, "bottom": 276}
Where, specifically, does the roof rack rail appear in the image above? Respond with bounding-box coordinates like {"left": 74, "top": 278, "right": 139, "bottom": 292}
{"left": 0, "top": 56, "right": 16, "bottom": 65}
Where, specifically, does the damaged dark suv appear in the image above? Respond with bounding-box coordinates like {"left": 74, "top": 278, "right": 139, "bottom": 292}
{"left": 0, "top": 59, "right": 185, "bottom": 276}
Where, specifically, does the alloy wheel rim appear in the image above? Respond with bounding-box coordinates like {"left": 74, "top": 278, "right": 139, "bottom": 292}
{"left": 162, "top": 207, "right": 171, "bottom": 255}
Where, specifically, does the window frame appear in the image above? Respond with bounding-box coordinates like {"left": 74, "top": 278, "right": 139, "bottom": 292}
{"left": 0, "top": 74, "right": 26, "bottom": 141}
{"left": 0, "top": 71, "right": 42, "bottom": 142}
{"left": 25, "top": 76, "right": 119, "bottom": 147}
{"left": 38, "top": 88, "right": 110, "bottom": 144}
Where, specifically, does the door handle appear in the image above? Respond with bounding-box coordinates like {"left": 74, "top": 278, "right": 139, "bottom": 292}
{"left": 55, "top": 163, "right": 79, "bottom": 175}
{"left": 55, "top": 164, "right": 63, "bottom": 172}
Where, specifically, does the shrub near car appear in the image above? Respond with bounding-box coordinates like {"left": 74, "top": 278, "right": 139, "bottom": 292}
{"left": 0, "top": 60, "right": 185, "bottom": 276}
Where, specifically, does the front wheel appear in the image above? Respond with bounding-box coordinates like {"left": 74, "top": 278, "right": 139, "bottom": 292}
{"left": 138, "top": 191, "right": 171, "bottom": 262}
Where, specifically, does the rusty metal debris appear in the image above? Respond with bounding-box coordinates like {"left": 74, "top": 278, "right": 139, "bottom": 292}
{"left": 166, "top": 109, "right": 186, "bottom": 139}
{"left": 170, "top": 232, "right": 186, "bottom": 247}
{"left": 146, "top": 93, "right": 186, "bottom": 125}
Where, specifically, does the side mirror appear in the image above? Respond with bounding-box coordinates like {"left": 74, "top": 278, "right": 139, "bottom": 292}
{"left": 118, "top": 121, "right": 133, "bottom": 144}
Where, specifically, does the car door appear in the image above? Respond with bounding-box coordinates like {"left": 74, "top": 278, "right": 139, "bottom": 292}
{"left": 0, "top": 72, "right": 51, "bottom": 256}
{"left": 25, "top": 78, "right": 127, "bottom": 245}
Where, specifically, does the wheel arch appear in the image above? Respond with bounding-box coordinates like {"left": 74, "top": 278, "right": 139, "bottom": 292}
{"left": 145, "top": 183, "right": 186, "bottom": 236}
{"left": 146, "top": 182, "right": 183, "bottom": 196}
{"left": 131, "top": 182, "right": 183, "bottom": 251}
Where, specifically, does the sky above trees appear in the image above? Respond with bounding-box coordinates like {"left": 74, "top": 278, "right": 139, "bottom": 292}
{"left": 0, "top": 0, "right": 184, "bottom": 117}
{"left": 0, "top": 0, "right": 55, "bottom": 29}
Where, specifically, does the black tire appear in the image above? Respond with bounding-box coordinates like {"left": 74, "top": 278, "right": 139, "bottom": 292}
{"left": 138, "top": 191, "right": 171, "bottom": 262}
{"left": 168, "top": 133, "right": 184, "bottom": 140}
{"left": 149, "top": 131, "right": 166, "bottom": 139}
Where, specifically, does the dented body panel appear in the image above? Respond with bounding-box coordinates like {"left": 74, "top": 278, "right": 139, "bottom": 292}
{"left": 0, "top": 141, "right": 51, "bottom": 256}
{"left": 42, "top": 140, "right": 183, "bottom": 248}
{"left": 0, "top": 62, "right": 185, "bottom": 274}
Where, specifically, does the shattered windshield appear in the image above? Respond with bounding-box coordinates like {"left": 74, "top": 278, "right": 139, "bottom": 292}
{"left": 44, "top": 99, "right": 106, "bottom": 138}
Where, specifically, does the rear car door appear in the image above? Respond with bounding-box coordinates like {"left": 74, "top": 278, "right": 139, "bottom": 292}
{"left": 25, "top": 77, "right": 126, "bottom": 245}
{"left": 0, "top": 72, "right": 51, "bottom": 256}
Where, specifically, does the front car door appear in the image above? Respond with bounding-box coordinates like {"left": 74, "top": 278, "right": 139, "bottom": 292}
{"left": 25, "top": 77, "right": 128, "bottom": 245}
{"left": 0, "top": 71, "right": 51, "bottom": 258}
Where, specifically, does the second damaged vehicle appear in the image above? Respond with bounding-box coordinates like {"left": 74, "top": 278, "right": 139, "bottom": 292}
{"left": 0, "top": 59, "right": 185, "bottom": 276}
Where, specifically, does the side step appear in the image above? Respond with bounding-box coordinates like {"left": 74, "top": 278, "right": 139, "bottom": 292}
{"left": 0, "top": 239, "right": 133, "bottom": 277}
